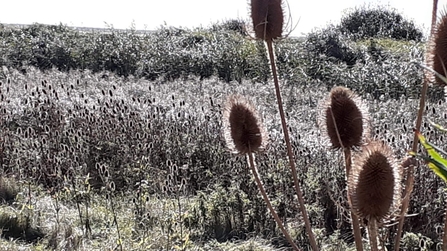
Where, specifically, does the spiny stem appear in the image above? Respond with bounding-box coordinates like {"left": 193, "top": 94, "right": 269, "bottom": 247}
{"left": 395, "top": 1, "right": 438, "bottom": 249}
{"left": 247, "top": 151, "right": 301, "bottom": 251}
{"left": 329, "top": 106, "right": 363, "bottom": 251}
{"left": 344, "top": 148, "right": 364, "bottom": 251}
{"left": 368, "top": 218, "right": 379, "bottom": 251}
{"left": 265, "top": 39, "right": 319, "bottom": 251}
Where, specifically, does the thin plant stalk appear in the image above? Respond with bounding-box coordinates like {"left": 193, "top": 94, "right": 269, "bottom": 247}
{"left": 344, "top": 148, "right": 364, "bottom": 251}
{"left": 246, "top": 150, "right": 301, "bottom": 251}
{"left": 395, "top": 0, "right": 438, "bottom": 250}
{"left": 443, "top": 204, "right": 447, "bottom": 251}
{"left": 330, "top": 107, "right": 363, "bottom": 251}
{"left": 265, "top": 39, "right": 319, "bottom": 251}
{"left": 368, "top": 218, "right": 379, "bottom": 251}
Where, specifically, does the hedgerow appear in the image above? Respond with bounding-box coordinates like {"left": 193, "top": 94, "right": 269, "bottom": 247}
{"left": 0, "top": 17, "right": 437, "bottom": 100}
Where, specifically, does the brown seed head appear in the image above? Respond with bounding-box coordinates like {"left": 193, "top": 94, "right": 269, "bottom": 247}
{"left": 348, "top": 141, "right": 401, "bottom": 221}
{"left": 430, "top": 10, "right": 447, "bottom": 86}
{"left": 317, "top": 86, "right": 370, "bottom": 150}
{"left": 250, "top": 0, "right": 284, "bottom": 41}
{"left": 223, "top": 94, "right": 267, "bottom": 154}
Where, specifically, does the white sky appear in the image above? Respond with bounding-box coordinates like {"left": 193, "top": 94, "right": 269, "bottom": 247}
{"left": 2, "top": 0, "right": 446, "bottom": 37}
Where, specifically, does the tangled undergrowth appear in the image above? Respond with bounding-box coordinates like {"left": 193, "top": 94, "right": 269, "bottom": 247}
{"left": 0, "top": 66, "right": 444, "bottom": 250}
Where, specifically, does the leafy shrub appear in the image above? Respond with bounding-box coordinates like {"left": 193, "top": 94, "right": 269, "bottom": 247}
{"left": 301, "top": 26, "right": 443, "bottom": 101}
{"left": 211, "top": 19, "right": 247, "bottom": 36}
{"left": 0, "top": 23, "right": 271, "bottom": 83}
{"left": 339, "top": 5, "right": 424, "bottom": 41}
{"left": 0, "top": 21, "right": 433, "bottom": 100}
{"left": 304, "top": 26, "right": 363, "bottom": 67}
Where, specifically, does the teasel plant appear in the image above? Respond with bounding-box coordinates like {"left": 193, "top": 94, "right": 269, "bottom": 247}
{"left": 222, "top": 94, "right": 300, "bottom": 251}
{"left": 250, "top": 1, "right": 318, "bottom": 250}
{"left": 348, "top": 140, "right": 402, "bottom": 251}
{"left": 395, "top": 0, "right": 440, "bottom": 249}
{"left": 317, "top": 86, "right": 370, "bottom": 251}
{"left": 407, "top": 9, "right": 447, "bottom": 249}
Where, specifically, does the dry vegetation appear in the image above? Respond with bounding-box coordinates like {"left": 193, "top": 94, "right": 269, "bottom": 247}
{"left": 0, "top": 4, "right": 447, "bottom": 251}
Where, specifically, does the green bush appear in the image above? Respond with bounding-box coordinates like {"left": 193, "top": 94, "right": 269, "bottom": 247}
{"left": 339, "top": 5, "right": 423, "bottom": 41}
{"left": 304, "top": 26, "right": 363, "bottom": 67}
{"left": 0, "top": 20, "right": 439, "bottom": 101}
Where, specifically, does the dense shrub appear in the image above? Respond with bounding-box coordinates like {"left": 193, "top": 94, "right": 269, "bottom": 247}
{"left": 339, "top": 5, "right": 424, "bottom": 41}
{"left": 304, "top": 26, "right": 363, "bottom": 67}
{"left": 301, "top": 26, "right": 443, "bottom": 100}
{"left": 0, "top": 21, "right": 437, "bottom": 100}
{"left": 210, "top": 19, "right": 247, "bottom": 36}
{"left": 0, "top": 23, "right": 269, "bottom": 83}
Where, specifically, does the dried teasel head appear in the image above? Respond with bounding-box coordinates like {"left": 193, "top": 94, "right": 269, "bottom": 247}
{"left": 223, "top": 94, "right": 268, "bottom": 154}
{"left": 430, "top": 9, "right": 447, "bottom": 86}
{"left": 250, "top": 0, "right": 284, "bottom": 41}
{"left": 317, "top": 86, "right": 370, "bottom": 150}
{"left": 348, "top": 140, "right": 401, "bottom": 222}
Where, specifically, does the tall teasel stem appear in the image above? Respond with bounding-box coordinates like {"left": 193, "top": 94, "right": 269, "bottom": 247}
{"left": 395, "top": 0, "right": 438, "bottom": 250}
{"left": 343, "top": 147, "right": 364, "bottom": 251}
{"left": 222, "top": 94, "right": 299, "bottom": 250}
{"left": 328, "top": 105, "right": 363, "bottom": 251}
{"left": 367, "top": 218, "right": 379, "bottom": 251}
{"left": 247, "top": 150, "right": 301, "bottom": 251}
{"left": 266, "top": 40, "right": 319, "bottom": 251}
{"left": 321, "top": 87, "right": 369, "bottom": 251}
{"left": 249, "top": 0, "right": 318, "bottom": 249}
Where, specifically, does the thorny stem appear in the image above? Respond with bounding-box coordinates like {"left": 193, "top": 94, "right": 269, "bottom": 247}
{"left": 344, "top": 148, "right": 364, "bottom": 251}
{"left": 395, "top": 0, "right": 438, "bottom": 250}
{"left": 329, "top": 106, "right": 363, "bottom": 251}
{"left": 247, "top": 151, "right": 301, "bottom": 251}
{"left": 368, "top": 218, "right": 380, "bottom": 251}
{"left": 266, "top": 39, "right": 319, "bottom": 251}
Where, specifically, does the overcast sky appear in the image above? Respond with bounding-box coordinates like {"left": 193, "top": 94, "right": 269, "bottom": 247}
{"left": 2, "top": 0, "right": 446, "bottom": 36}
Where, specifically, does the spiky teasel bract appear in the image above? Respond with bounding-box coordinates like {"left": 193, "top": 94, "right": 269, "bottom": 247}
{"left": 223, "top": 94, "right": 268, "bottom": 154}
{"left": 348, "top": 140, "right": 401, "bottom": 222}
{"left": 250, "top": 0, "right": 284, "bottom": 41}
{"left": 430, "top": 9, "right": 447, "bottom": 86}
{"left": 317, "top": 86, "right": 370, "bottom": 150}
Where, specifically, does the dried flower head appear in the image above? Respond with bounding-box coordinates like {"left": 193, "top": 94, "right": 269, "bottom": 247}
{"left": 430, "top": 9, "right": 447, "bottom": 86}
{"left": 223, "top": 94, "right": 267, "bottom": 154}
{"left": 317, "top": 86, "right": 370, "bottom": 150}
{"left": 348, "top": 141, "right": 401, "bottom": 221}
{"left": 250, "top": 0, "right": 284, "bottom": 41}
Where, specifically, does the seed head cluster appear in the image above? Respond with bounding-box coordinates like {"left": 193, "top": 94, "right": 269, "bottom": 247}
{"left": 250, "top": 0, "right": 284, "bottom": 41}
{"left": 318, "top": 86, "right": 369, "bottom": 150}
{"left": 430, "top": 10, "right": 447, "bottom": 86}
{"left": 223, "top": 94, "right": 267, "bottom": 154}
{"left": 348, "top": 140, "right": 401, "bottom": 221}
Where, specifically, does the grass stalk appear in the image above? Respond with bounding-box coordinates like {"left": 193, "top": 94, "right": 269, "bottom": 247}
{"left": 265, "top": 39, "right": 319, "bottom": 251}
{"left": 246, "top": 151, "right": 301, "bottom": 251}
{"left": 394, "top": 1, "right": 438, "bottom": 250}
{"left": 109, "top": 193, "right": 123, "bottom": 251}
{"left": 443, "top": 204, "right": 447, "bottom": 251}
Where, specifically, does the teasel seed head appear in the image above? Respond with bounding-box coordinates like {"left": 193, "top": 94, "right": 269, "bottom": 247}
{"left": 250, "top": 0, "right": 284, "bottom": 41}
{"left": 348, "top": 140, "right": 401, "bottom": 222}
{"left": 317, "top": 86, "right": 370, "bottom": 150}
{"left": 223, "top": 94, "right": 268, "bottom": 154}
{"left": 430, "top": 9, "right": 447, "bottom": 86}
